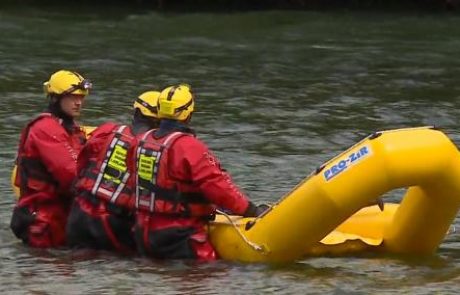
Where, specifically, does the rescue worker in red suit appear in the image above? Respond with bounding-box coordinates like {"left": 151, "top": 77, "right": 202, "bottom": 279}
{"left": 134, "top": 84, "right": 267, "bottom": 260}
{"left": 66, "top": 91, "right": 161, "bottom": 252}
{"left": 10, "top": 70, "right": 91, "bottom": 248}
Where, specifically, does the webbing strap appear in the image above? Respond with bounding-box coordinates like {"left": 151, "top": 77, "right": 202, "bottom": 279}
{"left": 20, "top": 158, "right": 55, "bottom": 183}
{"left": 136, "top": 129, "right": 157, "bottom": 211}
{"left": 135, "top": 131, "right": 188, "bottom": 212}
{"left": 137, "top": 178, "right": 208, "bottom": 204}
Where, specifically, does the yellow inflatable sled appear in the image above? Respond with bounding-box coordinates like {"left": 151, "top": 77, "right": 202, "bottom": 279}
{"left": 208, "top": 127, "right": 460, "bottom": 262}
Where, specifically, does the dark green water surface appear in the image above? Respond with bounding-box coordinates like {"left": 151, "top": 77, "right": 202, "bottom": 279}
{"left": 1, "top": 6, "right": 460, "bottom": 294}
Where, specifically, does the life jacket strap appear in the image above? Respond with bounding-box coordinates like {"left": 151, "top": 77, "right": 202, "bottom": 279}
{"left": 20, "top": 158, "right": 56, "bottom": 183}
{"left": 79, "top": 191, "right": 133, "bottom": 217}
{"left": 137, "top": 178, "right": 209, "bottom": 204}
{"left": 18, "top": 157, "right": 58, "bottom": 195}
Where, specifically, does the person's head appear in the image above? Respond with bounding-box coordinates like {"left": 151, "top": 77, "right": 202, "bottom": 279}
{"left": 133, "top": 90, "right": 160, "bottom": 128}
{"left": 43, "top": 70, "right": 91, "bottom": 119}
{"left": 157, "top": 84, "right": 194, "bottom": 123}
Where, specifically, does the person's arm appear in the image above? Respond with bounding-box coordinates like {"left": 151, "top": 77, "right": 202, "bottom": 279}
{"left": 29, "top": 123, "right": 80, "bottom": 192}
{"left": 172, "top": 137, "right": 251, "bottom": 215}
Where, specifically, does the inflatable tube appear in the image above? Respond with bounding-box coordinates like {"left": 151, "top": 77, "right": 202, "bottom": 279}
{"left": 208, "top": 127, "right": 460, "bottom": 262}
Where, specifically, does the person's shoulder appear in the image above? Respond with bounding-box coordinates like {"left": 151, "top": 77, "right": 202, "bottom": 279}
{"left": 29, "top": 114, "right": 60, "bottom": 130}
{"left": 88, "top": 122, "right": 120, "bottom": 138}
{"left": 174, "top": 133, "right": 208, "bottom": 151}
{"left": 93, "top": 122, "right": 119, "bottom": 133}
{"left": 26, "top": 115, "right": 67, "bottom": 142}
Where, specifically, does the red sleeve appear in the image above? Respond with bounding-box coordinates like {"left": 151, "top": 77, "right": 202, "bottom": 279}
{"left": 76, "top": 144, "right": 89, "bottom": 174}
{"left": 28, "top": 119, "right": 81, "bottom": 192}
{"left": 76, "top": 122, "right": 118, "bottom": 173}
{"left": 170, "top": 136, "right": 250, "bottom": 215}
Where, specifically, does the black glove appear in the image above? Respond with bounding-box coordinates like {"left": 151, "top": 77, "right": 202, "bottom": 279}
{"left": 376, "top": 198, "right": 384, "bottom": 211}
{"left": 243, "top": 202, "right": 270, "bottom": 217}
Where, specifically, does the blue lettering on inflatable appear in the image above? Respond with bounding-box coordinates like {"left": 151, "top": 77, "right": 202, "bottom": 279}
{"left": 323, "top": 145, "right": 371, "bottom": 181}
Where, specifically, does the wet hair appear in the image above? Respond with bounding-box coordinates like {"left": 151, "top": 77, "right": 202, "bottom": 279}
{"left": 46, "top": 94, "right": 75, "bottom": 133}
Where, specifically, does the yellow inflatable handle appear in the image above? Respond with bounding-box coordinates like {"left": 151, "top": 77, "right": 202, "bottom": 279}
{"left": 81, "top": 126, "right": 96, "bottom": 136}
{"left": 11, "top": 126, "right": 96, "bottom": 200}
{"left": 11, "top": 165, "right": 19, "bottom": 198}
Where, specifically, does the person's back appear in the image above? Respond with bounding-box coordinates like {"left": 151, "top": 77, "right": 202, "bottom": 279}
{"left": 133, "top": 85, "right": 267, "bottom": 260}
{"left": 66, "top": 91, "right": 160, "bottom": 252}
{"left": 10, "top": 70, "right": 90, "bottom": 248}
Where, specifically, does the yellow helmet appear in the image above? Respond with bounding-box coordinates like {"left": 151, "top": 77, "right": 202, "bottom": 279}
{"left": 43, "top": 70, "right": 92, "bottom": 97}
{"left": 133, "top": 91, "right": 160, "bottom": 118}
{"left": 157, "top": 84, "right": 194, "bottom": 121}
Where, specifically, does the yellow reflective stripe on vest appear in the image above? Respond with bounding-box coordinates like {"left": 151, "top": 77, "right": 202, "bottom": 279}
{"left": 91, "top": 125, "right": 131, "bottom": 202}
{"left": 104, "top": 145, "right": 128, "bottom": 183}
{"left": 138, "top": 153, "right": 156, "bottom": 184}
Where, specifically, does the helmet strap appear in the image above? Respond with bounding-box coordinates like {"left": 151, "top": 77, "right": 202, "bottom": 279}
{"left": 184, "top": 112, "right": 193, "bottom": 124}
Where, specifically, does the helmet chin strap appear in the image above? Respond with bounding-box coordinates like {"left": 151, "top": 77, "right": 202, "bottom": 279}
{"left": 184, "top": 112, "right": 192, "bottom": 123}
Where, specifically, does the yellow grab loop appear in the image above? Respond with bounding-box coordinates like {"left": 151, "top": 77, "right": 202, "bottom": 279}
{"left": 209, "top": 127, "right": 460, "bottom": 262}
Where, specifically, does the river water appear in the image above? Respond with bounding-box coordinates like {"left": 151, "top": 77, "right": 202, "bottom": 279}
{"left": 1, "top": 5, "right": 460, "bottom": 294}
